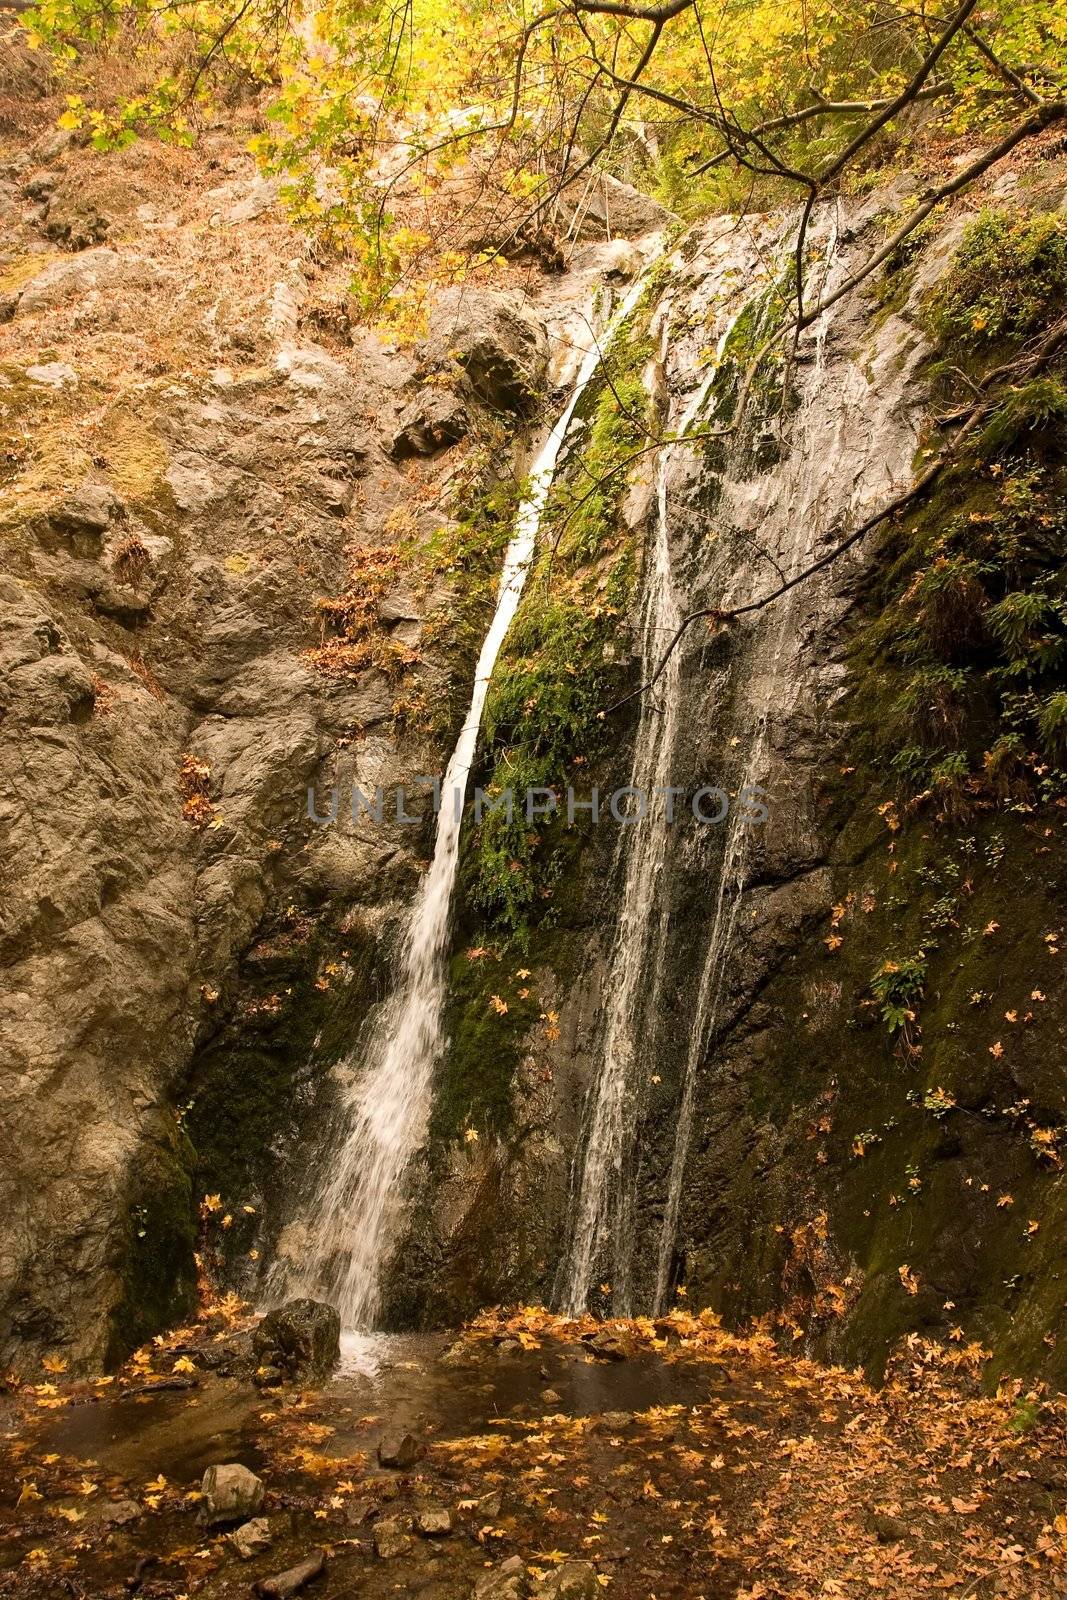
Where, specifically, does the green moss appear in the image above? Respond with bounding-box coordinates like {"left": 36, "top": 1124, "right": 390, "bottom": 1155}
{"left": 429, "top": 947, "right": 542, "bottom": 1145}
{"left": 463, "top": 310, "right": 655, "bottom": 944}
{"left": 849, "top": 211, "right": 1067, "bottom": 811}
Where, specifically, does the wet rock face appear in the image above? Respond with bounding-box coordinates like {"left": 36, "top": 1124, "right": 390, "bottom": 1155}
{"left": 251, "top": 1298, "right": 341, "bottom": 1385}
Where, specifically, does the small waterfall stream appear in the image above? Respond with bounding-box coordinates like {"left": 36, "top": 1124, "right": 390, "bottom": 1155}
{"left": 274, "top": 272, "right": 650, "bottom": 1329}
{"left": 560, "top": 210, "right": 851, "bottom": 1314}
{"left": 558, "top": 300, "right": 730, "bottom": 1314}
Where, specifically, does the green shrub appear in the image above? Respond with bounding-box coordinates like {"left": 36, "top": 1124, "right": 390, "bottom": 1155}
{"left": 927, "top": 210, "right": 1067, "bottom": 352}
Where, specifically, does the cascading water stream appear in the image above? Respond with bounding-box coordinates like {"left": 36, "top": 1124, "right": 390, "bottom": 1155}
{"left": 271, "top": 270, "right": 650, "bottom": 1330}
{"left": 558, "top": 302, "right": 733, "bottom": 1314}
{"left": 652, "top": 208, "right": 846, "bottom": 1309}
{"left": 560, "top": 210, "right": 847, "bottom": 1315}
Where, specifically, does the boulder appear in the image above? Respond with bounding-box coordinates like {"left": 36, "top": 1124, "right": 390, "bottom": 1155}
{"left": 598, "top": 239, "right": 645, "bottom": 281}
{"left": 199, "top": 1462, "right": 265, "bottom": 1527}
{"left": 230, "top": 1516, "right": 273, "bottom": 1559}
{"left": 252, "top": 1298, "right": 340, "bottom": 1385}
{"left": 391, "top": 389, "right": 469, "bottom": 458}
{"left": 474, "top": 1555, "right": 528, "bottom": 1599}
{"left": 586, "top": 1329, "right": 635, "bottom": 1361}
{"left": 418, "top": 288, "right": 547, "bottom": 413}
{"left": 15, "top": 249, "right": 164, "bottom": 318}
{"left": 26, "top": 361, "right": 77, "bottom": 388}
{"left": 556, "top": 171, "right": 671, "bottom": 241}
{"left": 377, "top": 1430, "right": 422, "bottom": 1470}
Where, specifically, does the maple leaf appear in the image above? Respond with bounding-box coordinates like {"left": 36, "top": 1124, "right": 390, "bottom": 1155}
{"left": 489, "top": 994, "right": 508, "bottom": 1015}
{"left": 996, "top": 1193, "right": 1014, "bottom": 1208}
{"left": 989, "top": 1040, "right": 1004, "bottom": 1059}
{"left": 172, "top": 1356, "right": 196, "bottom": 1374}
{"left": 41, "top": 1355, "right": 67, "bottom": 1375}
{"left": 516, "top": 968, "right": 532, "bottom": 979}
{"left": 983, "top": 921, "right": 999, "bottom": 936}
{"left": 898, "top": 1264, "right": 919, "bottom": 1296}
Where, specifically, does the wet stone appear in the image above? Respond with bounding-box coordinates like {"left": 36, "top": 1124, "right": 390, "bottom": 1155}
{"left": 230, "top": 1516, "right": 273, "bottom": 1559}
{"left": 199, "top": 1462, "right": 265, "bottom": 1526}
{"left": 415, "top": 1505, "right": 452, "bottom": 1536}
{"left": 98, "top": 1498, "right": 141, "bottom": 1526}
{"left": 378, "top": 1431, "right": 421, "bottom": 1470}
{"left": 473, "top": 1555, "right": 527, "bottom": 1599}
{"left": 374, "top": 1516, "right": 413, "bottom": 1559}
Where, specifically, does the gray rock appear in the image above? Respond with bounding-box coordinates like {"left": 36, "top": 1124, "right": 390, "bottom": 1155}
{"left": 415, "top": 1506, "right": 452, "bottom": 1536}
{"left": 223, "top": 174, "right": 280, "bottom": 225}
{"left": 15, "top": 249, "right": 125, "bottom": 317}
{"left": 391, "top": 389, "right": 469, "bottom": 457}
{"left": 556, "top": 170, "right": 671, "bottom": 241}
{"left": 25, "top": 361, "right": 77, "bottom": 388}
{"left": 533, "top": 1561, "right": 598, "bottom": 1600}
{"left": 199, "top": 1462, "right": 265, "bottom": 1527}
{"left": 230, "top": 1516, "right": 273, "bottom": 1559}
{"left": 23, "top": 172, "right": 57, "bottom": 202}
{"left": 252, "top": 1298, "right": 340, "bottom": 1385}
{"left": 51, "top": 482, "right": 121, "bottom": 536}
{"left": 377, "top": 1431, "right": 422, "bottom": 1470}
{"left": 474, "top": 1555, "right": 527, "bottom": 1599}
{"left": 418, "top": 288, "right": 547, "bottom": 412}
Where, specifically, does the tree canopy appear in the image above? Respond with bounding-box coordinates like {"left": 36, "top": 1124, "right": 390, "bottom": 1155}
{"left": 19, "top": 0, "right": 1067, "bottom": 314}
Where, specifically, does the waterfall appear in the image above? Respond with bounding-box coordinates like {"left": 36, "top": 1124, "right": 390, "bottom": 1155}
{"left": 272, "top": 270, "right": 651, "bottom": 1329}
{"left": 652, "top": 208, "right": 847, "bottom": 1309}
{"left": 557, "top": 302, "right": 728, "bottom": 1314}
{"left": 560, "top": 210, "right": 849, "bottom": 1315}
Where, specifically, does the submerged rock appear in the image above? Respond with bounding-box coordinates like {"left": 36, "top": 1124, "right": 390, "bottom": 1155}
{"left": 252, "top": 1299, "right": 340, "bottom": 1385}
{"left": 199, "top": 1462, "right": 265, "bottom": 1526}
{"left": 533, "top": 1562, "right": 598, "bottom": 1600}
{"left": 415, "top": 1505, "right": 452, "bottom": 1536}
{"left": 374, "top": 1515, "right": 413, "bottom": 1558}
{"left": 98, "top": 1498, "right": 141, "bottom": 1526}
{"left": 473, "top": 1555, "right": 527, "bottom": 1599}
